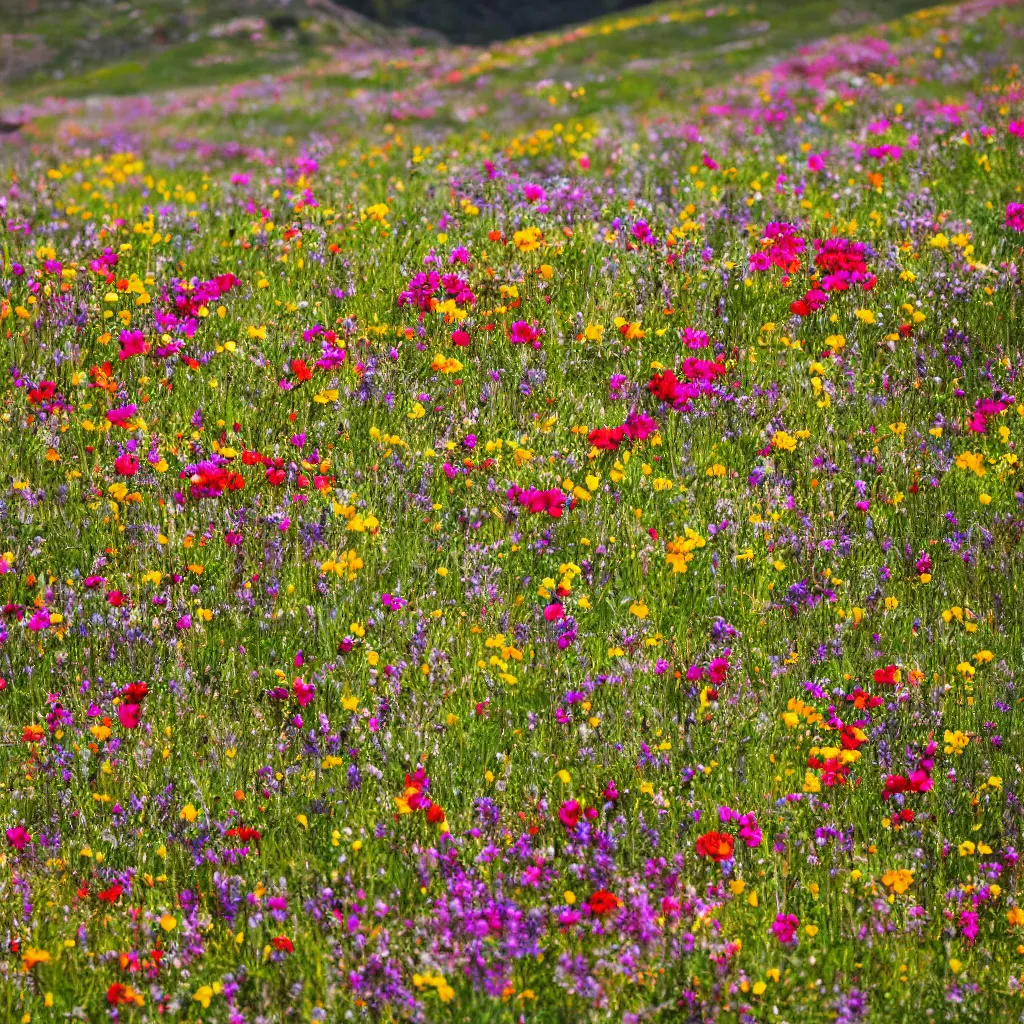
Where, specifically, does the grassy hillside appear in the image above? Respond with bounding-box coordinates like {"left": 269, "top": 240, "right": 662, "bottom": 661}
{"left": 2, "top": 0, "right": 958, "bottom": 144}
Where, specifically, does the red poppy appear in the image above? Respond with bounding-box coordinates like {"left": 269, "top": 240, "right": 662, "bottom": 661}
{"left": 695, "top": 830, "right": 735, "bottom": 862}
{"left": 873, "top": 665, "right": 901, "bottom": 685}
{"left": 271, "top": 935, "right": 294, "bottom": 953}
{"left": 106, "top": 983, "right": 133, "bottom": 1005}
{"left": 122, "top": 681, "right": 149, "bottom": 703}
{"left": 426, "top": 804, "right": 446, "bottom": 824}
{"left": 225, "top": 826, "right": 262, "bottom": 842}
{"left": 588, "top": 426, "right": 625, "bottom": 451}
{"left": 588, "top": 889, "right": 621, "bottom": 915}
{"left": 98, "top": 884, "right": 124, "bottom": 903}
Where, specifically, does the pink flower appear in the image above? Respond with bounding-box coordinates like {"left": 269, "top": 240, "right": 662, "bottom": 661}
{"left": 509, "top": 320, "right": 540, "bottom": 347}
{"left": 559, "top": 800, "right": 581, "bottom": 829}
{"left": 623, "top": 412, "right": 657, "bottom": 441}
{"left": 6, "top": 826, "right": 31, "bottom": 850}
{"left": 117, "top": 329, "right": 149, "bottom": 361}
{"left": 293, "top": 678, "right": 316, "bottom": 707}
{"left": 117, "top": 703, "right": 141, "bottom": 729}
{"left": 28, "top": 607, "right": 52, "bottom": 632}
{"left": 771, "top": 912, "right": 800, "bottom": 945}
{"left": 114, "top": 453, "right": 139, "bottom": 476}
{"left": 544, "top": 603, "right": 565, "bottom": 622}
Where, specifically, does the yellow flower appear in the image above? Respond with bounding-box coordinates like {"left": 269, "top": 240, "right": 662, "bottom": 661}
{"left": 21, "top": 947, "right": 51, "bottom": 969}
{"left": 513, "top": 226, "right": 543, "bottom": 252}
{"left": 772, "top": 430, "right": 797, "bottom": 452}
{"left": 628, "top": 600, "right": 649, "bottom": 619}
{"left": 854, "top": 308, "right": 876, "bottom": 325}
{"left": 665, "top": 528, "right": 705, "bottom": 573}
{"left": 431, "top": 353, "right": 464, "bottom": 374}
{"left": 193, "top": 983, "right": 223, "bottom": 1009}
{"left": 944, "top": 730, "right": 969, "bottom": 754}
{"left": 955, "top": 451, "right": 986, "bottom": 476}
{"left": 881, "top": 868, "right": 914, "bottom": 894}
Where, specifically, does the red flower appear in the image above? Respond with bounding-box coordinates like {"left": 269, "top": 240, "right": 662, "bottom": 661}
{"left": 426, "top": 803, "right": 446, "bottom": 824}
{"left": 290, "top": 358, "right": 312, "bottom": 382}
{"left": 98, "top": 884, "right": 124, "bottom": 903}
{"left": 271, "top": 935, "right": 294, "bottom": 953}
{"left": 588, "top": 426, "right": 625, "bottom": 451}
{"left": 873, "top": 665, "right": 901, "bottom": 686}
{"left": 106, "top": 983, "right": 137, "bottom": 1006}
{"left": 122, "top": 682, "right": 149, "bottom": 703}
{"left": 588, "top": 889, "right": 621, "bottom": 915}
{"left": 114, "top": 453, "right": 139, "bottom": 476}
{"left": 225, "top": 826, "right": 262, "bottom": 842}
{"left": 839, "top": 724, "right": 866, "bottom": 750}
{"left": 695, "top": 830, "right": 735, "bottom": 862}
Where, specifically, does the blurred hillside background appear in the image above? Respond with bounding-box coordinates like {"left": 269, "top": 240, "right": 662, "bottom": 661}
{"left": 0, "top": 0, "right": 950, "bottom": 145}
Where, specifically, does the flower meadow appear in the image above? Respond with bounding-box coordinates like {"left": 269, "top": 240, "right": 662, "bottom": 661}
{"left": 4, "top": 0, "right": 1024, "bottom": 1020}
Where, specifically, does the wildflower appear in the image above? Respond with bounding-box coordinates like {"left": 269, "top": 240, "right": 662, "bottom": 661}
{"left": 881, "top": 868, "right": 914, "bottom": 894}
{"left": 293, "top": 678, "right": 316, "bottom": 707}
{"left": 115, "top": 453, "right": 140, "bottom": 476}
{"left": 559, "top": 800, "right": 582, "bottom": 829}
{"left": 22, "top": 947, "right": 51, "bottom": 969}
{"left": 771, "top": 913, "right": 800, "bottom": 945}
{"left": 873, "top": 665, "right": 901, "bottom": 685}
{"left": 6, "top": 826, "right": 31, "bottom": 850}
{"left": 107, "top": 983, "right": 144, "bottom": 1006}
{"left": 696, "top": 831, "right": 735, "bottom": 862}
{"left": 588, "top": 889, "right": 621, "bottom": 915}
{"left": 513, "top": 227, "right": 543, "bottom": 251}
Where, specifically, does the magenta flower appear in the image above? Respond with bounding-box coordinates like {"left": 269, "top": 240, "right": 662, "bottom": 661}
{"left": 6, "top": 826, "right": 31, "bottom": 850}
{"left": 771, "top": 912, "right": 800, "bottom": 945}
